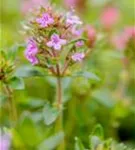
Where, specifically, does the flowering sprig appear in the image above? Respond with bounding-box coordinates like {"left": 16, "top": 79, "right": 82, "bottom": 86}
{"left": 24, "top": 6, "right": 90, "bottom": 77}
{"left": 23, "top": 6, "right": 94, "bottom": 150}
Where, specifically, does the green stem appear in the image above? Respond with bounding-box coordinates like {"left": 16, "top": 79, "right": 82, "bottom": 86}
{"left": 55, "top": 77, "right": 65, "bottom": 150}
{"left": 5, "top": 85, "right": 17, "bottom": 122}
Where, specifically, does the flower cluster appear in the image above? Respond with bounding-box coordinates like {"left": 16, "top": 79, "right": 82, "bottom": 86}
{"left": 24, "top": 6, "right": 90, "bottom": 76}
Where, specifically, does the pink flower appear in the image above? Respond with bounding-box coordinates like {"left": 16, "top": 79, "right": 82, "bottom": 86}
{"left": 0, "top": 133, "right": 11, "bottom": 150}
{"left": 100, "top": 6, "right": 120, "bottom": 29}
{"left": 47, "top": 34, "right": 67, "bottom": 50}
{"left": 36, "top": 13, "right": 54, "bottom": 27}
{"left": 124, "top": 26, "right": 135, "bottom": 39}
{"left": 86, "top": 25, "right": 96, "bottom": 47}
{"left": 111, "top": 35, "right": 127, "bottom": 50}
{"left": 71, "top": 52, "right": 85, "bottom": 62}
{"left": 66, "top": 12, "right": 82, "bottom": 26}
{"left": 75, "top": 40, "right": 84, "bottom": 47}
{"left": 87, "top": 26, "right": 96, "bottom": 41}
{"left": 111, "top": 26, "right": 135, "bottom": 50}
{"left": 25, "top": 39, "right": 38, "bottom": 65}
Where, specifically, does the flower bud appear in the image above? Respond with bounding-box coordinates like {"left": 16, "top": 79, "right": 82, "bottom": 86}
{"left": 86, "top": 25, "right": 96, "bottom": 48}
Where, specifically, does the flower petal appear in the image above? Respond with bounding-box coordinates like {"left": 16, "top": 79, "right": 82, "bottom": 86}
{"left": 47, "top": 41, "right": 53, "bottom": 47}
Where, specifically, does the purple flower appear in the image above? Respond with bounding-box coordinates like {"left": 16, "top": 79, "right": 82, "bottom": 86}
{"left": 47, "top": 33, "right": 67, "bottom": 50}
{"left": 0, "top": 133, "right": 11, "bottom": 150}
{"left": 25, "top": 38, "right": 38, "bottom": 65}
{"left": 75, "top": 40, "right": 84, "bottom": 47}
{"left": 36, "top": 13, "right": 54, "bottom": 27}
{"left": 71, "top": 52, "right": 85, "bottom": 62}
{"left": 72, "top": 27, "right": 83, "bottom": 36}
{"left": 66, "top": 12, "right": 82, "bottom": 26}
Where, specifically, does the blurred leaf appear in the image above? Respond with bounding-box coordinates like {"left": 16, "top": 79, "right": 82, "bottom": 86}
{"left": 75, "top": 137, "right": 85, "bottom": 150}
{"left": 11, "top": 128, "right": 25, "bottom": 149}
{"left": 91, "top": 124, "right": 104, "bottom": 140}
{"left": 89, "top": 124, "right": 104, "bottom": 149}
{"left": 15, "top": 65, "right": 47, "bottom": 78}
{"left": 43, "top": 103, "right": 59, "bottom": 125}
{"left": 26, "top": 98, "right": 45, "bottom": 109}
{"left": 8, "top": 43, "right": 26, "bottom": 60}
{"left": 38, "top": 132, "right": 64, "bottom": 150}
{"left": 17, "top": 113, "right": 41, "bottom": 147}
{"left": 92, "top": 89, "right": 115, "bottom": 108}
{"left": 0, "top": 93, "right": 8, "bottom": 105}
{"left": 9, "top": 76, "right": 25, "bottom": 90}
{"left": 72, "top": 71, "right": 100, "bottom": 81}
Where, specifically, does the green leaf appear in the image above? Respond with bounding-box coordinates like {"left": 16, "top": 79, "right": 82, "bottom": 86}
{"left": 17, "top": 113, "right": 41, "bottom": 146}
{"left": 91, "top": 124, "right": 104, "bottom": 140}
{"left": 9, "top": 77, "right": 25, "bottom": 90}
{"left": 89, "top": 124, "right": 104, "bottom": 150}
{"left": 72, "top": 71, "right": 100, "bottom": 81}
{"left": 8, "top": 43, "right": 26, "bottom": 60}
{"left": 43, "top": 103, "right": 59, "bottom": 125}
{"left": 26, "top": 98, "right": 46, "bottom": 109}
{"left": 11, "top": 128, "right": 25, "bottom": 149}
{"left": 75, "top": 137, "right": 85, "bottom": 150}
{"left": 92, "top": 89, "right": 115, "bottom": 108}
{"left": 38, "top": 132, "right": 64, "bottom": 150}
{"left": 15, "top": 65, "right": 46, "bottom": 78}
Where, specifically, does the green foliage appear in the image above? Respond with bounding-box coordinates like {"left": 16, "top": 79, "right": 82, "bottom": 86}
{"left": 43, "top": 103, "right": 60, "bottom": 125}
{"left": 75, "top": 125, "right": 134, "bottom": 150}
{"left": 8, "top": 76, "right": 25, "bottom": 90}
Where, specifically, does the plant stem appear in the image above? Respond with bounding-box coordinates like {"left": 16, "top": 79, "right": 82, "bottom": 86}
{"left": 5, "top": 85, "right": 18, "bottom": 122}
{"left": 55, "top": 77, "right": 65, "bottom": 150}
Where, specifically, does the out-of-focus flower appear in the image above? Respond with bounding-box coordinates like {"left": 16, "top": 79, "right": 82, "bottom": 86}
{"left": 21, "top": 0, "right": 48, "bottom": 14}
{"left": 66, "top": 11, "right": 82, "bottom": 26}
{"left": 47, "top": 34, "right": 67, "bottom": 50}
{"left": 111, "top": 26, "right": 135, "bottom": 50}
{"left": 71, "top": 27, "right": 83, "bottom": 37}
{"left": 75, "top": 40, "right": 84, "bottom": 47}
{"left": 86, "top": 25, "right": 96, "bottom": 47}
{"left": 0, "top": 132, "right": 11, "bottom": 150}
{"left": 100, "top": 6, "right": 120, "bottom": 30}
{"left": 123, "top": 26, "right": 135, "bottom": 40}
{"left": 111, "top": 35, "right": 127, "bottom": 50}
{"left": 36, "top": 13, "right": 54, "bottom": 27}
{"left": 71, "top": 52, "right": 85, "bottom": 62}
{"left": 25, "top": 39, "right": 38, "bottom": 65}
